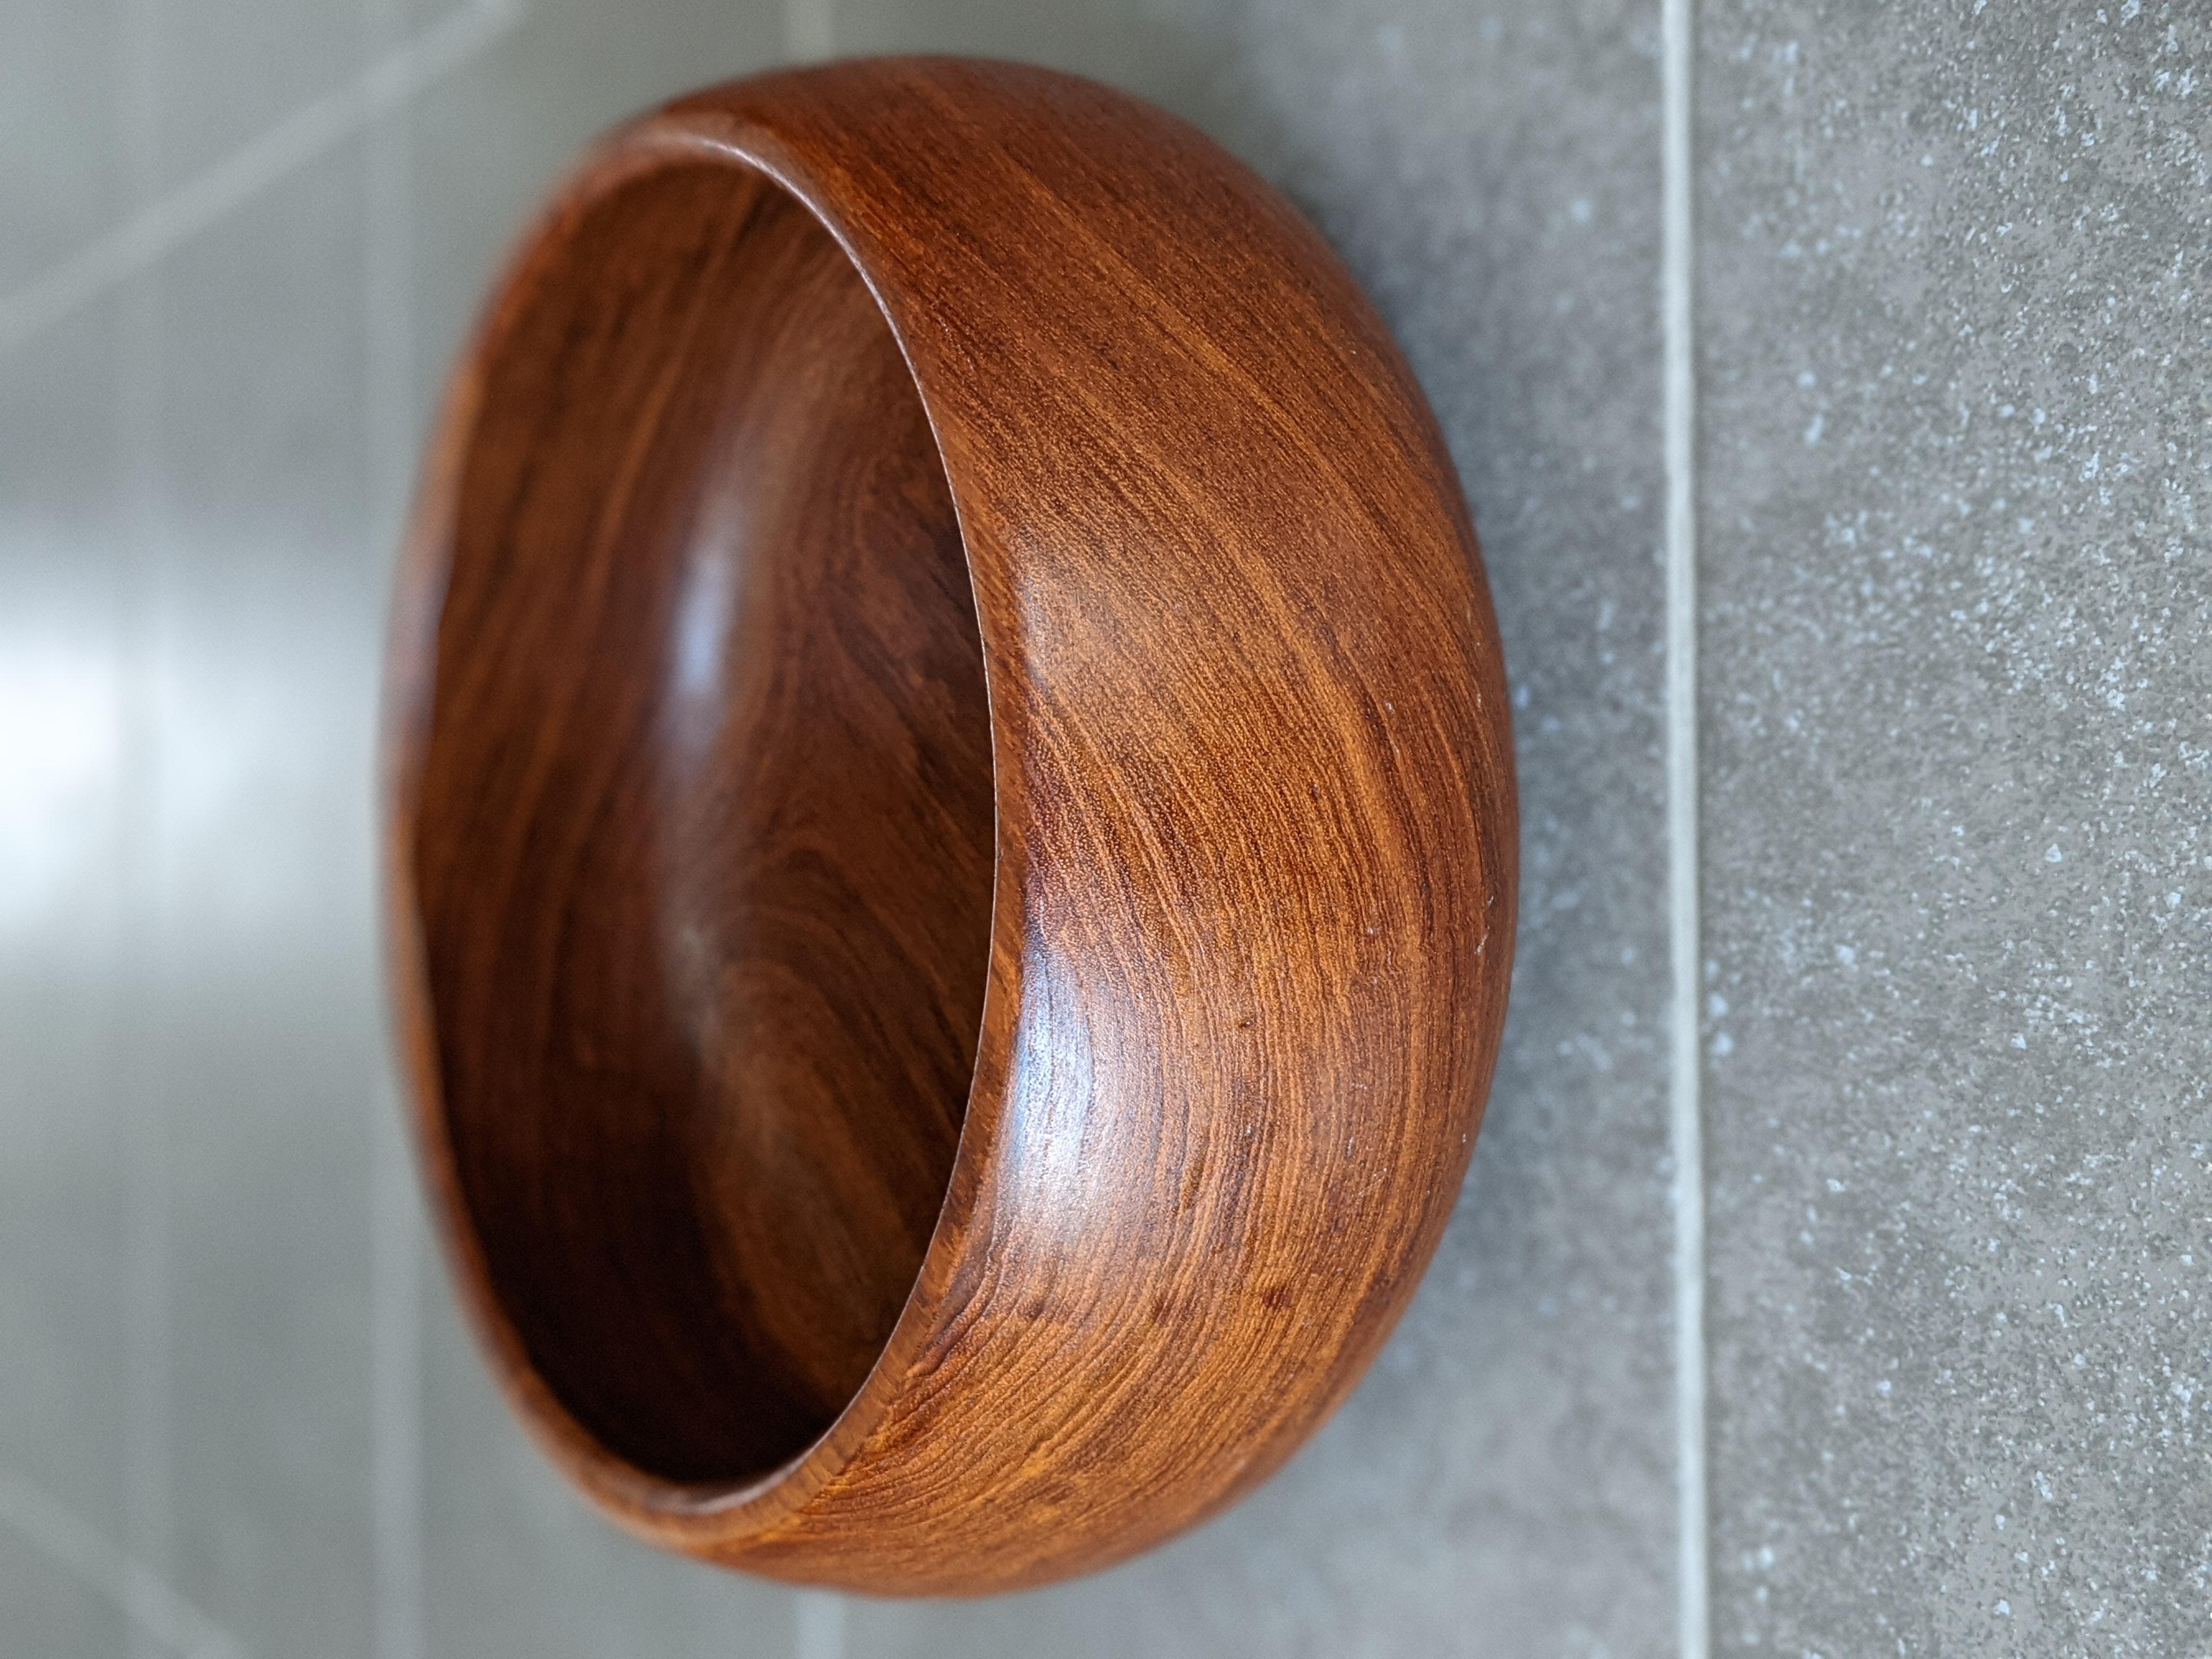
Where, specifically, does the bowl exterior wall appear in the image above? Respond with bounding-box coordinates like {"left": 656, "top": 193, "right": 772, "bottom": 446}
{"left": 386, "top": 55, "right": 1517, "bottom": 1594}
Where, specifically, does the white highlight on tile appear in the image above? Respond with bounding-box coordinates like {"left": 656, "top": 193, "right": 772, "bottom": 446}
{"left": 0, "top": 1471, "right": 250, "bottom": 1659}
{"left": 1661, "top": 0, "right": 1709, "bottom": 1655}
{"left": 785, "top": 0, "right": 837, "bottom": 64}
{"left": 0, "top": 0, "right": 527, "bottom": 355}
{"left": 795, "top": 1589, "right": 847, "bottom": 1659}
{"left": 0, "top": 625, "right": 126, "bottom": 932}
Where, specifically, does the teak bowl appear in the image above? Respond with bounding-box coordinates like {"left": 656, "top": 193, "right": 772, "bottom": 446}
{"left": 384, "top": 57, "right": 1516, "bottom": 1595}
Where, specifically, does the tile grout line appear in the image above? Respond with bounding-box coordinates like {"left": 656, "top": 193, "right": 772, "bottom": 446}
{"left": 1661, "top": 0, "right": 1709, "bottom": 1656}
{"left": 0, "top": 0, "right": 526, "bottom": 356}
{"left": 363, "top": 2, "right": 424, "bottom": 1655}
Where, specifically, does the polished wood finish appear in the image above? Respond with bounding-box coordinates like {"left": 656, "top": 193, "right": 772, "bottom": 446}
{"left": 386, "top": 56, "right": 1516, "bottom": 1595}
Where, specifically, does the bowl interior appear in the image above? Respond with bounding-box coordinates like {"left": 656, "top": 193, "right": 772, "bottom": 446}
{"left": 409, "top": 161, "right": 995, "bottom": 1485}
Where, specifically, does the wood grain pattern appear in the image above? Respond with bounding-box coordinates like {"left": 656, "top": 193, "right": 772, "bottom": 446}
{"left": 385, "top": 55, "right": 1516, "bottom": 1595}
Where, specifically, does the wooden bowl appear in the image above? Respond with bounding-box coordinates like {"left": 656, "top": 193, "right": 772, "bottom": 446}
{"left": 383, "top": 56, "right": 1515, "bottom": 1595}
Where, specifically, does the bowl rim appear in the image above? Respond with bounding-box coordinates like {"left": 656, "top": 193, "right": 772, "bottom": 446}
{"left": 384, "top": 102, "right": 1005, "bottom": 1549}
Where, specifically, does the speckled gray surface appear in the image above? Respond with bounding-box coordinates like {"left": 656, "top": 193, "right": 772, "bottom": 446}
{"left": 1696, "top": 3, "right": 2211, "bottom": 1654}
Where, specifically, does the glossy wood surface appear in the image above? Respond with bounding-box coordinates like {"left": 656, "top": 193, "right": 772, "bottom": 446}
{"left": 386, "top": 56, "right": 1516, "bottom": 1595}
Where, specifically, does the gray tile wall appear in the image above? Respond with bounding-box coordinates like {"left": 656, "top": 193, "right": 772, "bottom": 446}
{"left": 1697, "top": 4, "right": 2210, "bottom": 1654}
{"left": 0, "top": 2, "right": 2199, "bottom": 1657}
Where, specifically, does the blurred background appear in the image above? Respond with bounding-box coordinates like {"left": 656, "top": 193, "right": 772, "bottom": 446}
{"left": 1, "top": 1, "right": 2203, "bottom": 1656}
